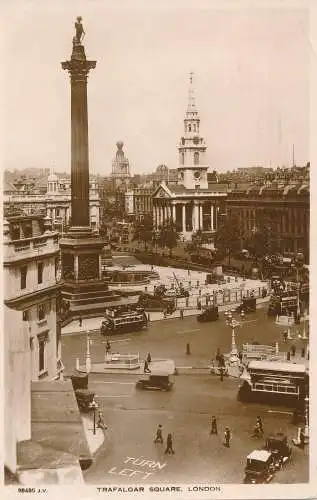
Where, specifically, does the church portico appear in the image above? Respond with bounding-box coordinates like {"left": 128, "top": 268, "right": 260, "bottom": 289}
{"left": 152, "top": 73, "right": 228, "bottom": 240}
{"left": 152, "top": 183, "right": 227, "bottom": 240}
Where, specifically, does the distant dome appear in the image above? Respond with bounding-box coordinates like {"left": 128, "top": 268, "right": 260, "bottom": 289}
{"left": 156, "top": 164, "right": 168, "bottom": 172}
{"left": 48, "top": 173, "right": 58, "bottom": 182}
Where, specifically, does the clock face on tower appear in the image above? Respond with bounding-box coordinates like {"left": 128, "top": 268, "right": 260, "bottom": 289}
{"left": 194, "top": 171, "right": 201, "bottom": 180}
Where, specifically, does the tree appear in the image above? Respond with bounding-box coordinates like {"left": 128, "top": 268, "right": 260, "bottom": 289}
{"left": 246, "top": 211, "right": 279, "bottom": 258}
{"left": 214, "top": 213, "right": 245, "bottom": 264}
{"left": 132, "top": 215, "right": 153, "bottom": 250}
{"left": 157, "top": 218, "right": 180, "bottom": 256}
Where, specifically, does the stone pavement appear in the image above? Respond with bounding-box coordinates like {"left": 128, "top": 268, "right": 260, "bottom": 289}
{"left": 81, "top": 415, "right": 106, "bottom": 455}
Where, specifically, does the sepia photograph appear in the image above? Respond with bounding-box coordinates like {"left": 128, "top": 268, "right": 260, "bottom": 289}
{"left": 2, "top": 0, "right": 315, "bottom": 498}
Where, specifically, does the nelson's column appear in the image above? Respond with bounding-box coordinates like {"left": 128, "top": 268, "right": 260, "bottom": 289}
{"left": 60, "top": 17, "right": 119, "bottom": 316}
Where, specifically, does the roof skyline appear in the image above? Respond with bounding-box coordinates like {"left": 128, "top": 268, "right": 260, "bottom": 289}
{"left": 2, "top": 3, "right": 310, "bottom": 175}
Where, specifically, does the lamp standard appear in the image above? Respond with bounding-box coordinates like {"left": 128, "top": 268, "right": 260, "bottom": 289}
{"left": 224, "top": 309, "right": 240, "bottom": 365}
{"left": 86, "top": 330, "right": 92, "bottom": 373}
{"left": 89, "top": 399, "right": 99, "bottom": 435}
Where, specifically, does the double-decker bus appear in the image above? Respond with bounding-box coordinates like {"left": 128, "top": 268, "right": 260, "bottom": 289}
{"left": 239, "top": 360, "right": 308, "bottom": 405}
{"left": 100, "top": 306, "right": 148, "bottom": 335}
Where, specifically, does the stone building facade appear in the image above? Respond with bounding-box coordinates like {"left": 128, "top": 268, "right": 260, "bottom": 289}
{"left": 3, "top": 214, "right": 61, "bottom": 473}
{"left": 226, "top": 181, "right": 309, "bottom": 259}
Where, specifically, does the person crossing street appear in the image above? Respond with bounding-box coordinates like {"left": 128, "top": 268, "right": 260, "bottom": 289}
{"left": 164, "top": 433, "right": 175, "bottom": 454}
{"left": 210, "top": 416, "right": 218, "bottom": 435}
{"left": 153, "top": 424, "right": 163, "bottom": 444}
{"left": 224, "top": 427, "right": 231, "bottom": 448}
{"left": 144, "top": 359, "right": 151, "bottom": 373}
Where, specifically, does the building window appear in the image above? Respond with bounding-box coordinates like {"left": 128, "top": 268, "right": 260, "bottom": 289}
{"left": 193, "top": 124, "right": 196, "bottom": 132}
{"left": 194, "top": 152, "right": 199, "bottom": 165}
{"left": 188, "top": 124, "right": 191, "bottom": 132}
{"left": 38, "top": 303, "right": 46, "bottom": 321}
{"left": 56, "top": 208, "right": 60, "bottom": 217}
{"left": 38, "top": 262, "right": 44, "bottom": 284}
{"left": 20, "top": 266, "right": 27, "bottom": 289}
{"left": 22, "top": 310, "right": 29, "bottom": 321}
{"left": 181, "top": 153, "right": 184, "bottom": 165}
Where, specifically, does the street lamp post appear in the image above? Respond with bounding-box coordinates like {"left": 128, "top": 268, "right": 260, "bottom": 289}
{"left": 225, "top": 310, "right": 240, "bottom": 365}
{"left": 86, "top": 330, "right": 92, "bottom": 373}
{"left": 89, "top": 399, "right": 99, "bottom": 435}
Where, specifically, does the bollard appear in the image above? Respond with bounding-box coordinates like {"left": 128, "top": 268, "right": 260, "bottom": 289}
{"left": 186, "top": 342, "right": 191, "bottom": 355}
{"left": 301, "top": 347, "right": 305, "bottom": 358}
{"left": 287, "top": 351, "right": 291, "bottom": 361}
{"left": 148, "top": 313, "right": 151, "bottom": 322}
{"left": 76, "top": 357, "right": 80, "bottom": 371}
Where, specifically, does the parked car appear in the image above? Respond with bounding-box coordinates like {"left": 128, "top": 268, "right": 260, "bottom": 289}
{"left": 244, "top": 450, "right": 275, "bottom": 484}
{"left": 136, "top": 373, "right": 174, "bottom": 392}
{"left": 197, "top": 306, "right": 219, "bottom": 323}
{"left": 264, "top": 433, "right": 292, "bottom": 469}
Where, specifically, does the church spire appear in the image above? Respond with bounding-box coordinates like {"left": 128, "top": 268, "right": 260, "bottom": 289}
{"left": 187, "top": 72, "right": 197, "bottom": 114}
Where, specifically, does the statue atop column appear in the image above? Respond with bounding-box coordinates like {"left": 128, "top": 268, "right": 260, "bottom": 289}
{"left": 73, "top": 16, "right": 85, "bottom": 45}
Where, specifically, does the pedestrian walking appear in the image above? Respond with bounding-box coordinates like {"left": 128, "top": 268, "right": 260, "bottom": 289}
{"left": 144, "top": 359, "right": 151, "bottom": 373}
{"left": 180, "top": 308, "right": 184, "bottom": 320}
{"left": 210, "top": 416, "right": 218, "bottom": 435}
{"left": 283, "top": 330, "right": 288, "bottom": 343}
{"left": 97, "top": 411, "right": 107, "bottom": 430}
{"left": 291, "top": 344, "right": 296, "bottom": 357}
{"left": 164, "top": 433, "right": 175, "bottom": 454}
{"left": 256, "top": 416, "right": 264, "bottom": 434}
{"left": 147, "top": 352, "right": 152, "bottom": 364}
{"left": 153, "top": 424, "right": 163, "bottom": 444}
{"left": 79, "top": 316, "right": 83, "bottom": 327}
{"left": 106, "top": 340, "right": 111, "bottom": 355}
{"left": 224, "top": 427, "right": 231, "bottom": 447}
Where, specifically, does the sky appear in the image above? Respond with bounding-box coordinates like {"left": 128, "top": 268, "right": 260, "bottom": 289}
{"left": 1, "top": 0, "right": 311, "bottom": 175}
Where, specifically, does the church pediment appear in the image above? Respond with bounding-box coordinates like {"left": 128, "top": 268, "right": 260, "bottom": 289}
{"left": 154, "top": 185, "right": 171, "bottom": 198}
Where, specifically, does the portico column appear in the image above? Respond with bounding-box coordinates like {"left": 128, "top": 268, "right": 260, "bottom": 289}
{"left": 199, "top": 204, "right": 203, "bottom": 230}
{"left": 182, "top": 204, "right": 186, "bottom": 233}
{"left": 160, "top": 206, "right": 164, "bottom": 226}
{"left": 211, "top": 204, "right": 214, "bottom": 231}
{"left": 172, "top": 204, "right": 176, "bottom": 223}
{"left": 192, "top": 203, "right": 199, "bottom": 232}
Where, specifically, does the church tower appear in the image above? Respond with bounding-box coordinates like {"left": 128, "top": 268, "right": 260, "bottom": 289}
{"left": 178, "top": 73, "right": 208, "bottom": 189}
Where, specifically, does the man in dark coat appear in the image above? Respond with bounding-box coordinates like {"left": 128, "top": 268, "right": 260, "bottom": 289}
{"left": 164, "top": 433, "right": 175, "bottom": 454}
{"left": 210, "top": 416, "right": 218, "bottom": 435}
{"left": 153, "top": 424, "right": 163, "bottom": 444}
{"left": 144, "top": 359, "right": 151, "bottom": 373}
{"left": 224, "top": 427, "right": 231, "bottom": 447}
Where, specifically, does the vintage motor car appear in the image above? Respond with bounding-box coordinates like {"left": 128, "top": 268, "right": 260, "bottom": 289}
{"left": 197, "top": 306, "right": 219, "bottom": 323}
{"left": 244, "top": 450, "right": 275, "bottom": 484}
{"left": 136, "top": 373, "right": 174, "bottom": 392}
{"left": 264, "top": 433, "right": 292, "bottom": 469}
{"left": 236, "top": 297, "right": 257, "bottom": 314}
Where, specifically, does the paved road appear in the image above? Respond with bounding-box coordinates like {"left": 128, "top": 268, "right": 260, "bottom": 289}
{"left": 83, "top": 374, "right": 308, "bottom": 484}
{"left": 61, "top": 309, "right": 309, "bottom": 484}
{"left": 62, "top": 309, "right": 308, "bottom": 373}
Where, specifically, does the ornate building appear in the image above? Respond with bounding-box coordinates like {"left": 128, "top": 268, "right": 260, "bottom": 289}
{"left": 226, "top": 180, "right": 309, "bottom": 260}
{"left": 110, "top": 141, "right": 131, "bottom": 188}
{"left": 125, "top": 186, "right": 154, "bottom": 221}
{"left": 3, "top": 214, "right": 62, "bottom": 473}
{"left": 3, "top": 172, "right": 101, "bottom": 232}
{"left": 152, "top": 74, "right": 227, "bottom": 240}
